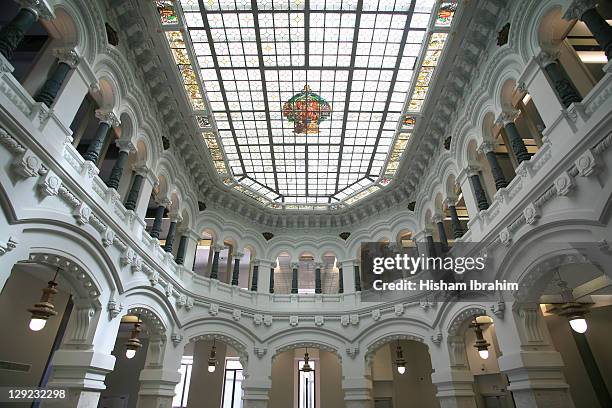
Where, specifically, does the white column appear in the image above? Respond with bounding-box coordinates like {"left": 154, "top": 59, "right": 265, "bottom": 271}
{"left": 495, "top": 302, "right": 575, "bottom": 408}
{"left": 242, "top": 350, "right": 272, "bottom": 408}
{"left": 340, "top": 259, "right": 356, "bottom": 294}
{"left": 429, "top": 336, "right": 478, "bottom": 408}
{"left": 341, "top": 351, "right": 374, "bottom": 408}
{"left": 179, "top": 228, "right": 201, "bottom": 269}
{"left": 456, "top": 167, "right": 479, "bottom": 222}
{"left": 40, "top": 301, "right": 122, "bottom": 408}
{"left": 258, "top": 259, "right": 275, "bottom": 293}
{"left": 133, "top": 165, "right": 158, "bottom": 222}
{"left": 136, "top": 335, "right": 184, "bottom": 408}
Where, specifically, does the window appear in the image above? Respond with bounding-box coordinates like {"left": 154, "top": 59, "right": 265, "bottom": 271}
{"left": 298, "top": 360, "right": 315, "bottom": 408}
{"left": 173, "top": 356, "right": 193, "bottom": 408}
{"left": 222, "top": 358, "right": 244, "bottom": 408}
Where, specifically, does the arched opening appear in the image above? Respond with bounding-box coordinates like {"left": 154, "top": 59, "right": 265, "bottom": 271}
{"left": 369, "top": 339, "right": 438, "bottom": 408}
{"left": 0, "top": 262, "right": 74, "bottom": 390}
{"left": 98, "top": 312, "right": 159, "bottom": 408}
{"left": 193, "top": 230, "right": 213, "bottom": 276}
{"left": 530, "top": 262, "right": 612, "bottom": 408}
{"left": 1, "top": 1, "right": 51, "bottom": 86}
{"left": 173, "top": 337, "right": 246, "bottom": 408}
{"left": 270, "top": 347, "right": 342, "bottom": 408}
{"left": 538, "top": 5, "right": 611, "bottom": 104}
{"left": 460, "top": 315, "right": 512, "bottom": 407}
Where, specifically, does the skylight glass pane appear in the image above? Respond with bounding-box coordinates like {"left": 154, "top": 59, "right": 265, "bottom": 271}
{"left": 165, "top": 0, "right": 452, "bottom": 208}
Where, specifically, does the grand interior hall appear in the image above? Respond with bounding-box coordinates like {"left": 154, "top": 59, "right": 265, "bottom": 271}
{"left": 1, "top": 0, "right": 612, "bottom": 407}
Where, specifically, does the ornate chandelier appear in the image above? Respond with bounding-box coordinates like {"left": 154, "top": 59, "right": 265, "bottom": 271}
{"left": 282, "top": 85, "right": 331, "bottom": 134}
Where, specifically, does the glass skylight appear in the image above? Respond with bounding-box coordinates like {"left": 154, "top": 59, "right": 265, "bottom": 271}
{"left": 156, "top": 0, "right": 457, "bottom": 209}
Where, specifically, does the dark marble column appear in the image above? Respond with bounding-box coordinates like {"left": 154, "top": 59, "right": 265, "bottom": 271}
{"left": 291, "top": 262, "right": 299, "bottom": 294}
{"left": 83, "top": 111, "right": 120, "bottom": 164}
{"left": 0, "top": 8, "right": 38, "bottom": 61}
{"left": 425, "top": 234, "right": 436, "bottom": 258}
{"left": 34, "top": 59, "right": 74, "bottom": 107}
{"left": 538, "top": 51, "right": 582, "bottom": 108}
{"left": 250, "top": 262, "right": 259, "bottom": 291}
{"left": 479, "top": 142, "right": 508, "bottom": 190}
{"left": 434, "top": 215, "right": 449, "bottom": 250}
{"left": 338, "top": 266, "right": 344, "bottom": 294}
{"left": 164, "top": 219, "right": 178, "bottom": 252}
{"left": 269, "top": 266, "right": 275, "bottom": 294}
{"left": 124, "top": 174, "right": 144, "bottom": 211}
{"left": 564, "top": 2, "right": 612, "bottom": 60}
{"left": 210, "top": 245, "right": 222, "bottom": 280}
{"left": 106, "top": 141, "right": 133, "bottom": 190}
{"left": 231, "top": 253, "right": 242, "bottom": 286}
{"left": 315, "top": 263, "right": 322, "bottom": 294}
{"left": 469, "top": 173, "right": 489, "bottom": 211}
{"left": 448, "top": 204, "right": 465, "bottom": 239}
{"left": 175, "top": 235, "right": 188, "bottom": 265}
{"left": 354, "top": 265, "right": 361, "bottom": 292}
{"left": 498, "top": 112, "right": 530, "bottom": 164}
{"left": 149, "top": 204, "right": 166, "bottom": 239}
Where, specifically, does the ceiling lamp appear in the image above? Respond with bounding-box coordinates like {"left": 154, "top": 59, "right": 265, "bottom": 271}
{"left": 471, "top": 317, "right": 491, "bottom": 360}
{"left": 395, "top": 341, "right": 406, "bottom": 375}
{"left": 282, "top": 85, "right": 331, "bottom": 134}
{"left": 125, "top": 318, "right": 142, "bottom": 359}
{"left": 208, "top": 340, "right": 218, "bottom": 373}
{"left": 301, "top": 348, "right": 312, "bottom": 373}
{"left": 553, "top": 274, "right": 589, "bottom": 334}
{"left": 27, "top": 268, "right": 60, "bottom": 331}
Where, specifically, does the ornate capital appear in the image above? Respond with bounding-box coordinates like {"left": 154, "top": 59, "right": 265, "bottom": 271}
{"left": 17, "top": 0, "right": 54, "bottom": 20}
{"left": 53, "top": 48, "right": 79, "bottom": 68}
{"left": 431, "top": 213, "right": 444, "bottom": 224}
{"left": 252, "top": 259, "right": 261, "bottom": 266}
{"left": 170, "top": 213, "right": 183, "bottom": 223}
{"left": 314, "top": 262, "right": 323, "bottom": 269}
{"left": 563, "top": 0, "right": 597, "bottom": 20}
{"left": 95, "top": 110, "right": 121, "bottom": 127}
{"left": 465, "top": 165, "right": 481, "bottom": 178}
{"left": 536, "top": 50, "right": 560, "bottom": 68}
{"left": 443, "top": 196, "right": 456, "bottom": 207}
{"left": 290, "top": 262, "right": 300, "bottom": 270}
{"left": 477, "top": 141, "right": 495, "bottom": 154}
{"left": 233, "top": 252, "right": 244, "bottom": 260}
{"left": 496, "top": 110, "right": 520, "bottom": 126}
{"left": 157, "top": 197, "right": 172, "bottom": 208}
{"left": 212, "top": 244, "right": 226, "bottom": 252}
{"left": 116, "top": 140, "right": 136, "bottom": 154}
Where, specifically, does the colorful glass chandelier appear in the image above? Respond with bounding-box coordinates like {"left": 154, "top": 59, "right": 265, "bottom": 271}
{"left": 282, "top": 85, "right": 331, "bottom": 134}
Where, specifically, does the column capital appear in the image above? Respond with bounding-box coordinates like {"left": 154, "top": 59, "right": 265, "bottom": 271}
{"left": 233, "top": 252, "right": 244, "bottom": 260}
{"left": 465, "top": 164, "right": 482, "bottom": 178}
{"left": 495, "top": 110, "right": 520, "bottom": 126}
{"left": 133, "top": 164, "right": 158, "bottom": 186}
{"left": 156, "top": 197, "right": 172, "bottom": 208}
{"left": 178, "top": 228, "right": 200, "bottom": 241}
{"left": 116, "top": 139, "right": 136, "bottom": 154}
{"left": 252, "top": 259, "right": 261, "bottom": 266}
{"left": 17, "top": 0, "right": 54, "bottom": 19}
{"left": 52, "top": 48, "right": 80, "bottom": 68}
{"left": 338, "top": 259, "right": 356, "bottom": 268}
{"left": 443, "top": 196, "right": 457, "bottom": 207}
{"left": 536, "top": 49, "right": 561, "bottom": 68}
{"left": 95, "top": 110, "right": 121, "bottom": 127}
{"left": 212, "top": 244, "right": 226, "bottom": 252}
{"left": 477, "top": 140, "right": 496, "bottom": 155}
{"left": 563, "top": 0, "right": 597, "bottom": 20}
{"left": 314, "top": 262, "right": 324, "bottom": 269}
{"left": 431, "top": 213, "right": 444, "bottom": 224}
{"left": 290, "top": 262, "right": 300, "bottom": 269}
{"left": 169, "top": 213, "right": 183, "bottom": 223}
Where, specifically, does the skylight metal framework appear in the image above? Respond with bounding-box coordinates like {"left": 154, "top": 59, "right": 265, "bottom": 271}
{"left": 156, "top": 0, "right": 457, "bottom": 210}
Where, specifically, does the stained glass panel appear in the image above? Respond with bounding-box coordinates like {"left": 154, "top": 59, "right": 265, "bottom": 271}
{"left": 436, "top": 1, "right": 457, "bottom": 27}
{"left": 156, "top": 0, "right": 179, "bottom": 25}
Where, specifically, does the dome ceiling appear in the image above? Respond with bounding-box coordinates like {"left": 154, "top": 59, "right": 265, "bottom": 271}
{"left": 153, "top": 0, "right": 458, "bottom": 211}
